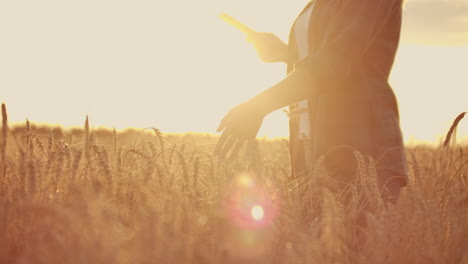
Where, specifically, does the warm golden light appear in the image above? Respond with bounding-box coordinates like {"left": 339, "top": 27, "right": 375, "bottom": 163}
{"left": 0, "top": 1, "right": 467, "bottom": 141}
{"left": 238, "top": 174, "right": 254, "bottom": 188}
{"left": 251, "top": 205, "right": 264, "bottom": 221}
{"left": 223, "top": 173, "right": 279, "bottom": 229}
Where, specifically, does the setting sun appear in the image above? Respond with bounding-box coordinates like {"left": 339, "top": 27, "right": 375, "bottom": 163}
{"left": 0, "top": 0, "right": 466, "bottom": 142}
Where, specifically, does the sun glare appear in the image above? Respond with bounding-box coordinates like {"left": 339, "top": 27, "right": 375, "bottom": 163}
{"left": 238, "top": 174, "right": 254, "bottom": 188}
{"left": 251, "top": 205, "right": 264, "bottom": 221}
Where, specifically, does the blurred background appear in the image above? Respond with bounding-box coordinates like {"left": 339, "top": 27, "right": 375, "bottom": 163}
{"left": 0, "top": 0, "right": 467, "bottom": 143}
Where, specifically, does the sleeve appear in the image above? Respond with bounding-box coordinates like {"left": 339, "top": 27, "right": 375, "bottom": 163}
{"left": 245, "top": 0, "right": 402, "bottom": 116}
{"left": 295, "top": 0, "right": 402, "bottom": 92}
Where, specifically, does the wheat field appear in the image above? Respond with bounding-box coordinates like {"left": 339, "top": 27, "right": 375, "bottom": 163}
{"left": 0, "top": 104, "right": 467, "bottom": 264}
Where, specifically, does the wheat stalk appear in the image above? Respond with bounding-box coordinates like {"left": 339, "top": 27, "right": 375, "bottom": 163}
{"left": 1, "top": 103, "right": 8, "bottom": 164}
{"left": 444, "top": 112, "right": 466, "bottom": 147}
{"left": 84, "top": 115, "right": 90, "bottom": 162}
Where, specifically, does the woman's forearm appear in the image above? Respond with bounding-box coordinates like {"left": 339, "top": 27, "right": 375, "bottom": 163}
{"left": 246, "top": 67, "right": 316, "bottom": 117}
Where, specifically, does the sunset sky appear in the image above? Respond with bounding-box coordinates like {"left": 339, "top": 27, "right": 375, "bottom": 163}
{"left": 1, "top": 0, "right": 467, "bottom": 144}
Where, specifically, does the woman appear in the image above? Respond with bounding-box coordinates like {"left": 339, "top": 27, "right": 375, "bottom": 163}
{"left": 215, "top": 0, "right": 408, "bottom": 201}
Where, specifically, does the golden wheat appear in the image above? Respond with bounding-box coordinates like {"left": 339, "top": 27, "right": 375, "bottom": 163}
{"left": 0, "top": 104, "right": 467, "bottom": 263}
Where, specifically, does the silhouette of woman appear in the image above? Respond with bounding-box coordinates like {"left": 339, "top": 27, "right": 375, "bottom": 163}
{"left": 216, "top": 0, "right": 408, "bottom": 202}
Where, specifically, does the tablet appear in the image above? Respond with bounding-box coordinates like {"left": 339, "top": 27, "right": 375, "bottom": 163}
{"left": 219, "top": 13, "right": 256, "bottom": 35}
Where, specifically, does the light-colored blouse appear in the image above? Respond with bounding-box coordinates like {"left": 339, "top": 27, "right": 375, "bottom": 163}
{"left": 292, "top": 1, "right": 316, "bottom": 140}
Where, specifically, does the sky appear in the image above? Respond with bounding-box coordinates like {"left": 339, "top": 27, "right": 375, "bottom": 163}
{"left": 0, "top": 0, "right": 467, "bottom": 144}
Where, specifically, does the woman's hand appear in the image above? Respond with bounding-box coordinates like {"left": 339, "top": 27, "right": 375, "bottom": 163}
{"left": 247, "top": 32, "right": 290, "bottom": 63}
{"left": 215, "top": 102, "right": 265, "bottom": 161}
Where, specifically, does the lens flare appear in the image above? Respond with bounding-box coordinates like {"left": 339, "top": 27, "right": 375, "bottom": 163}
{"left": 251, "top": 205, "right": 264, "bottom": 221}
{"left": 222, "top": 173, "right": 281, "bottom": 260}
{"left": 238, "top": 174, "right": 254, "bottom": 188}
{"left": 223, "top": 173, "right": 280, "bottom": 230}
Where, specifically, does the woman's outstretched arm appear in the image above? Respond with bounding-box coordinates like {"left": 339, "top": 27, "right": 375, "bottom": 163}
{"left": 216, "top": 0, "right": 402, "bottom": 159}
{"left": 247, "top": 0, "right": 402, "bottom": 115}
